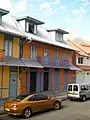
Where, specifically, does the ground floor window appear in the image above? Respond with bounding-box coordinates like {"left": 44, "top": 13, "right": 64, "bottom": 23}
{"left": 43, "top": 72, "right": 49, "bottom": 91}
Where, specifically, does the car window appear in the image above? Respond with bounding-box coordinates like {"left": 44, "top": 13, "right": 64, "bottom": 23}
{"left": 15, "top": 94, "right": 29, "bottom": 100}
{"left": 68, "top": 85, "right": 72, "bottom": 91}
{"left": 81, "top": 85, "right": 88, "bottom": 91}
{"left": 28, "top": 95, "right": 37, "bottom": 101}
{"left": 36, "top": 94, "right": 48, "bottom": 100}
{"left": 73, "top": 85, "right": 78, "bottom": 91}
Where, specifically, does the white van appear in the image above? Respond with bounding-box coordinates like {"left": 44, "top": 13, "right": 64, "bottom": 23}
{"left": 67, "top": 83, "right": 90, "bottom": 102}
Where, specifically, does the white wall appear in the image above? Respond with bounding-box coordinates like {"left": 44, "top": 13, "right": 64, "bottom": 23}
{"left": 49, "top": 31, "right": 55, "bottom": 41}
{"left": 18, "top": 20, "right": 25, "bottom": 31}
{"left": 76, "top": 71, "right": 90, "bottom": 84}
{"left": 76, "top": 54, "right": 90, "bottom": 66}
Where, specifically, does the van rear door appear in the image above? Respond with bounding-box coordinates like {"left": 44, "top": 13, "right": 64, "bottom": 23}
{"left": 67, "top": 84, "right": 73, "bottom": 95}
{"left": 73, "top": 84, "right": 79, "bottom": 98}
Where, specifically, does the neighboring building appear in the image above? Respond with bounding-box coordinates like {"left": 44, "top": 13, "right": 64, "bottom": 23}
{"left": 0, "top": 8, "right": 80, "bottom": 101}
{"left": 67, "top": 39, "right": 90, "bottom": 84}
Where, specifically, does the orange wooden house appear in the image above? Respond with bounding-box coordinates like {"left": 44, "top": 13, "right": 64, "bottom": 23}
{"left": 17, "top": 16, "right": 80, "bottom": 95}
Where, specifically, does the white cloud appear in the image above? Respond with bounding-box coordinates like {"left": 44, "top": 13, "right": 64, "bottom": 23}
{"left": 40, "top": 1, "right": 53, "bottom": 14}
{"left": 11, "top": 0, "right": 28, "bottom": 13}
{"left": 52, "top": 0, "right": 61, "bottom": 4}
{"left": 0, "top": 0, "right": 12, "bottom": 11}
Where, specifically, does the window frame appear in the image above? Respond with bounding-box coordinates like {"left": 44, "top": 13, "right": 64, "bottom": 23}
{"left": 31, "top": 45, "right": 37, "bottom": 60}
{"left": 44, "top": 48, "right": 49, "bottom": 57}
{"left": 78, "top": 57, "right": 83, "bottom": 64}
{"left": 55, "top": 50, "right": 60, "bottom": 59}
{"left": 4, "top": 40, "right": 13, "bottom": 56}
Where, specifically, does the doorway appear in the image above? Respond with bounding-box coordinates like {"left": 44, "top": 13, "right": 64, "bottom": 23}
{"left": 30, "top": 72, "right": 36, "bottom": 93}
{"left": 44, "top": 72, "right": 49, "bottom": 91}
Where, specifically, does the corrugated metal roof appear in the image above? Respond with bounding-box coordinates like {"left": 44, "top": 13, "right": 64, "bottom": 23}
{"left": 21, "top": 58, "right": 43, "bottom": 68}
{"left": 5, "top": 56, "right": 25, "bottom": 66}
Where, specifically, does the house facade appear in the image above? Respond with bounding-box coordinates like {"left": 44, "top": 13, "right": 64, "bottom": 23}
{"left": 67, "top": 39, "right": 90, "bottom": 84}
{"left": 0, "top": 8, "right": 79, "bottom": 101}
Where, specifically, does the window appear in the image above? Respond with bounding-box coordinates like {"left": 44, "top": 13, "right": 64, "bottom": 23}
{"left": 5, "top": 40, "right": 12, "bottom": 56}
{"left": 55, "top": 51, "right": 60, "bottom": 59}
{"left": 36, "top": 94, "right": 48, "bottom": 100}
{"left": 55, "top": 32, "right": 63, "bottom": 42}
{"left": 68, "top": 85, "right": 72, "bottom": 91}
{"left": 31, "top": 46, "right": 37, "bottom": 60}
{"left": 28, "top": 95, "right": 37, "bottom": 101}
{"left": 81, "top": 85, "right": 88, "bottom": 91}
{"left": 78, "top": 57, "right": 83, "bottom": 64}
{"left": 73, "top": 85, "right": 78, "bottom": 91}
{"left": 26, "top": 22, "right": 37, "bottom": 34}
{"left": 15, "top": 94, "right": 28, "bottom": 100}
{"left": 44, "top": 49, "right": 49, "bottom": 56}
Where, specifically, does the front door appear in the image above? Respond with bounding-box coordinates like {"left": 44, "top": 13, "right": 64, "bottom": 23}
{"left": 9, "top": 74, "right": 17, "bottom": 98}
{"left": 44, "top": 72, "right": 49, "bottom": 91}
{"left": 30, "top": 72, "right": 36, "bottom": 93}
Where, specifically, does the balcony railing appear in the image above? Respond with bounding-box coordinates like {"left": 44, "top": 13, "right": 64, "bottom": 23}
{"left": 0, "top": 49, "right": 5, "bottom": 62}
{"left": 37, "top": 56, "right": 69, "bottom": 67}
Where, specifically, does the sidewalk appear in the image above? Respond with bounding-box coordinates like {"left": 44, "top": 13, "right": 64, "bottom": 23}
{"left": 0, "top": 92, "right": 67, "bottom": 115}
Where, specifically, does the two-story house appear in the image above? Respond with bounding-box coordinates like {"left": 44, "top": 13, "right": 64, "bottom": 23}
{"left": 67, "top": 39, "right": 90, "bottom": 84}
{"left": 0, "top": 8, "right": 28, "bottom": 100}
{"left": 16, "top": 16, "right": 80, "bottom": 95}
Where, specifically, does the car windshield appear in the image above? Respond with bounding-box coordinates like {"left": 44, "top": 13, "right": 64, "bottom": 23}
{"left": 15, "top": 94, "right": 29, "bottom": 100}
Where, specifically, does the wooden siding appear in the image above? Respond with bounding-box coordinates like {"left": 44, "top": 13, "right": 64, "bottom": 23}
{"left": 0, "top": 33, "right": 4, "bottom": 49}
{"left": 23, "top": 41, "right": 30, "bottom": 59}
{"left": 2, "top": 66, "right": 9, "bottom": 88}
{"left": 38, "top": 47, "right": 43, "bottom": 56}
{"left": 20, "top": 72, "right": 27, "bottom": 94}
{"left": 0, "top": 66, "right": 2, "bottom": 88}
{"left": 2, "top": 89, "right": 8, "bottom": 98}
{"left": 13, "top": 37, "right": 19, "bottom": 57}
{"left": 50, "top": 48, "right": 54, "bottom": 57}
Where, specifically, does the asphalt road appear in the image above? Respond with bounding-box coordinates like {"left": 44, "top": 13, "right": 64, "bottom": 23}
{"left": 1, "top": 100, "right": 90, "bottom": 120}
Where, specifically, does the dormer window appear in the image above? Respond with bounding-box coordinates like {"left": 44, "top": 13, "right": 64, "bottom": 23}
{"left": 0, "top": 8, "right": 9, "bottom": 25}
{"left": 17, "top": 16, "right": 44, "bottom": 34}
{"left": 47, "top": 28, "right": 69, "bottom": 43}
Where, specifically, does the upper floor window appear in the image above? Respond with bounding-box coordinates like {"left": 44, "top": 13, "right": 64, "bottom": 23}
{"left": 5, "top": 40, "right": 12, "bottom": 56}
{"left": 78, "top": 57, "right": 83, "bottom": 64}
{"left": 31, "top": 46, "right": 37, "bottom": 60}
{"left": 26, "top": 22, "right": 37, "bottom": 34}
{"left": 44, "top": 49, "right": 49, "bottom": 56}
{"left": 55, "top": 51, "right": 60, "bottom": 59}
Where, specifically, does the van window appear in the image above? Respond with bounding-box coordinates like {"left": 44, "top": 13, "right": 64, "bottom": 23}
{"left": 73, "top": 85, "right": 78, "bottom": 91}
{"left": 68, "top": 85, "right": 72, "bottom": 91}
{"left": 81, "top": 85, "right": 88, "bottom": 91}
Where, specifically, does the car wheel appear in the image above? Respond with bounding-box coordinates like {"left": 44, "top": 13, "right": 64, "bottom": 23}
{"left": 53, "top": 102, "right": 61, "bottom": 110}
{"left": 22, "top": 108, "right": 32, "bottom": 118}
{"left": 82, "top": 96, "right": 86, "bottom": 102}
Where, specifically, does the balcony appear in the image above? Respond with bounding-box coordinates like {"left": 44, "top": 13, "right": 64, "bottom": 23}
{"left": 37, "top": 56, "right": 69, "bottom": 67}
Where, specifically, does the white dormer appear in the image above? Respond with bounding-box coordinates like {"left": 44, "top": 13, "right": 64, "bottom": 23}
{"left": 47, "top": 28, "right": 69, "bottom": 43}
{"left": 0, "top": 8, "right": 9, "bottom": 24}
{"left": 17, "top": 16, "right": 44, "bottom": 34}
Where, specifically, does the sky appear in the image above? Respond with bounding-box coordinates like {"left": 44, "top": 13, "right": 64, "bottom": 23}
{"left": 0, "top": 0, "right": 90, "bottom": 40}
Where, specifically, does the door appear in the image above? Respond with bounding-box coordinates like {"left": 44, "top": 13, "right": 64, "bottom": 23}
{"left": 9, "top": 74, "right": 17, "bottom": 98}
{"left": 30, "top": 72, "right": 36, "bottom": 93}
{"left": 44, "top": 72, "right": 49, "bottom": 91}
{"left": 36, "top": 94, "right": 54, "bottom": 110}
{"left": 54, "top": 69, "right": 60, "bottom": 90}
{"left": 64, "top": 69, "right": 68, "bottom": 90}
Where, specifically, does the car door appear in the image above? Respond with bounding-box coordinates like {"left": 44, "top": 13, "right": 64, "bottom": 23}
{"left": 28, "top": 95, "right": 41, "bottom": 113}
{"left": 36, "top": 94, "right": 54, "bottom": 110}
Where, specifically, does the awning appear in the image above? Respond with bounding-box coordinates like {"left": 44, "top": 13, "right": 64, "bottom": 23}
{"left": 5, "top": 56, "right": 26, "bottom": 66}
{"left": 0, "top": 62, "right": 6, "bottom": 65}
{"left": 68, "top": 64, "right": 81, "bottom": 71}
{"left": 77, "top": 65, "right": 90, "bottom": 70}
{"left": 21, "top": 58, "right": 43, "bottom": 68}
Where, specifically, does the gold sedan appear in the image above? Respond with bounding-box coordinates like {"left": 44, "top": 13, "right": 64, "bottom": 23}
{"left": 4, "top": 93, "right": 62, "bottom": 118}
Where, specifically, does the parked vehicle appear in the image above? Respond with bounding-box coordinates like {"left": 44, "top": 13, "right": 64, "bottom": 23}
{"left": 67, "top": 83, "right": 90, "bottom": 102}
{"left": 4, "top": 93, "right": 62, "bottom": 118}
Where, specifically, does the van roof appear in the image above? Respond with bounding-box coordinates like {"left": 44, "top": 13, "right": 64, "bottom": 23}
{"left": 68, "top": 83, "right": 90, "bottom": 86}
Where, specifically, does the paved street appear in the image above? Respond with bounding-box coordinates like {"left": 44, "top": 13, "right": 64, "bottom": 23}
{"left": 1, "top": 100, "right": 90, "bottom": 120}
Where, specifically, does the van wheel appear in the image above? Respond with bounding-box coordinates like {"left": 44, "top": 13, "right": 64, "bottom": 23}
{"left": 82, "top": 96, "right": 86, "bottom": 102}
